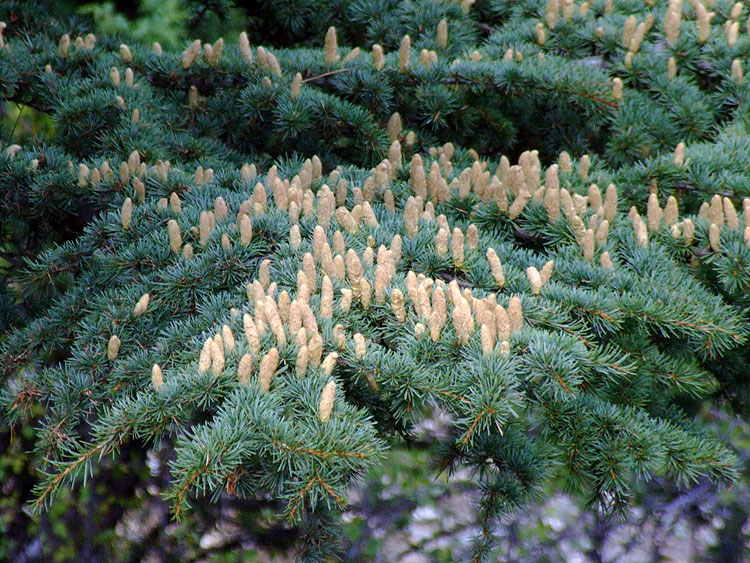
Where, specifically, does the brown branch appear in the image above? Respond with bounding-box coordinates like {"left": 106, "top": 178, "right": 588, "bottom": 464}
{"left": 32, "top": 441, "right": 114, "bottom": 512}
{"left": 301, "top": 68, "right": 354, "bottom": 84}
{"left": 635, "top": 312, "right": 742, "bottom": 341}
{"left": 461, "top": 407, "right": 498, "bottom": 446}
{"left": 273, "top": 440, "right": 372, "bottom": 459}
{"left": 174, "top": 469, "right": 201, "bottom": 519}
{"left": 288, "top": 474, "right": 343, "bottom": 520}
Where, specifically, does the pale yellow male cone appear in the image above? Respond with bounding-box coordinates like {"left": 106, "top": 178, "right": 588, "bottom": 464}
{"left": 107, "top": 335, "right": 121, "bottom": 360}
{"left": 318, "top": 380, "right": 336, "bottom": 423}
{"left": 132, "top": 293, "right": 149, "bottom": 316}
{"left": 151, "top": 364, "right": 164, "bottom": 390}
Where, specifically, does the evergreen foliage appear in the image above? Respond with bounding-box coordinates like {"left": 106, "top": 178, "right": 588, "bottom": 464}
{"left": 2, "top": 0, "right": 750, "bottom": 558}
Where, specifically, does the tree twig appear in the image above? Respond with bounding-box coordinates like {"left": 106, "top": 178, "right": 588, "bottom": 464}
{"left": 7, "top": 103, "right": 24, "bottom": 143}
{"left": 302, "top": 68, "right": 354, "bottom": 83}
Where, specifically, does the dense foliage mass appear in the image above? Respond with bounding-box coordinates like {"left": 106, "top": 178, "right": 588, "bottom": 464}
{"left": 2, "top": 0, "right": 750, "bottom": 558}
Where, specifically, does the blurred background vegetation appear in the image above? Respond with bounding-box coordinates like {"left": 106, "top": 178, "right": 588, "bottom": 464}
{"left": 2, "top": 1, "right": 750, "bottom": 561}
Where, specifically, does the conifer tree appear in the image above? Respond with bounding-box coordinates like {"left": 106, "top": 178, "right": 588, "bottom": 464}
{"left": 2, "top": 0, "right": 750, "bottom": 559}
